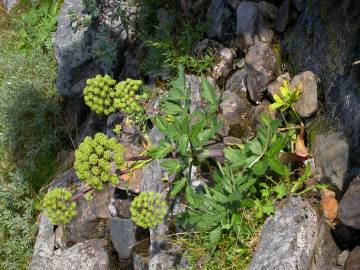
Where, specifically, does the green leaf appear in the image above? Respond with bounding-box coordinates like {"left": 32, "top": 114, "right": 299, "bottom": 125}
{"left": 239, "top": 177, "right": 257, "bottom": 191}
{"left": 185, "top": 184, "right": 196, "bottom": 205}
{"left": 249, "top": 139, "right": 263, "bottom": 155}
{"left": 263, "top": 201, "right": 275, "bottom": 216}
{"left": 265, "top": 156, "right": 288, "bottom": 176}
{"left": 252, "top": 160, "right": 268, "bottom": 176}
{"left": 155, "top": 115, "right": 167, "bottom": 132}
{"left": 208, "top": 226, "right": 222, "bottom": 248}
{"left": 161, "top": 159, "right": 181, "bottom": 175}
{"left": 178, "top": 134, "right": 189, "bottom": 156}
{"left": 224, "top": 148, "right": 246, "bottom": 168}
{"left": 274, "top": 183, "right": 287, "bottom": 199}
{"left": 267, "top": 134, "right": 289, "bottom": 157}
{"left": 170, "top": 178, "right": 187, "bottom": 198}
{"left": 240, "top": 198, "right": 255, "bottom": 208}
{"left": 197, "top": 129, "right": 212, "bottom": 144}
{"left": 200, "top": 74, "right": 217, "bottom": 105}
{"left": 147, "top": 141, "right": 173, "bottom": 159}
{"left": 162, "top": 101, "right": 184, "bottom": 115}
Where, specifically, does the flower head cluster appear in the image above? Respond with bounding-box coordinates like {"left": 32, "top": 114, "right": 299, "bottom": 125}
{"left": 83, "top": 74, "right": 117, "bottom": 115}
{"left": 130, "top": 191, "right": 167, "bottom": 228}
{"left": 43, "top": 188, "right": 77, "bottom": 225}
{"left": 74, "top": 133, "right": 125, "bottom": 190}
{"left": 113, "top": 78, "right": 148, "bottom": 119}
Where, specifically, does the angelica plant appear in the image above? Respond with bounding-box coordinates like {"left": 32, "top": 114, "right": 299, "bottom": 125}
{"left": 43, "top": 188, "right": 77, "bottom": 225}
{"left": 130, "top": 191, "right": 167, "bottom": 228}
{"left": 84, "top": 74, "right": 117, "bottom": 115}
{"left": 74, "top": 133, "right": 125, "bottom": 190}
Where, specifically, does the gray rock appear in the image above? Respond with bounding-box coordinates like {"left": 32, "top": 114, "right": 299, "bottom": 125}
{"left": 314, "top": 133, "right": 349, "bottom": 190}
{"left": 236, "top": 1, "right": 258, "bottom": 35}
{"left": 149, "top": 253, "right": 179, "bottom": 270}
{"left": 110, "top": 218, "right": 136, "bottom": 259}
{"left": 55, "top": 0, "right": 99, "bottom": 96}
{"left": 291, "top": 71, "right": 319, "bottom": 117}
{"left": 267, "top": 72, "right": 291, "bottom": 96}
{"left": 207, "top": 0, "right": 226, "bottom": 39}
{"left": 249, "top": 196, "right": 319, "bottom": 270}
{"left": 55, "top": 226, "right": 72, "bottom": 250}
{"left": 345, "top": 246, "right": 360, "bottom": 270}
{"left": 245, "top": 41, "right": 276, "bottom": 103}
{"left": 258, "top": 1, "right": 278, "bottom": 21}
{"left": 220, "top": 89, "right": 257, "bottom": 138}
{"left": 339, "top": 175, "right": 360, "bottom": 229}
{"left": 310, "top": 219, "right": 342, "bottom": 270}
{"left": 256, "top": 25, "right": 274, "bottom": 44}
{"left": 212, "top": 46, "right": 235, "bottom": 80}
{"left": 338, "top": 250, "right": 350, "bottom": 267}
{"left": 225, "top": 69, "right": 247, "bottom": 93}
{"left": 31, "top": 215, "right": 55, "bottom": 263}
{"left": 67, "top": 186, "right": 111, "bottom": 243}
{"left": 275, "top": 0, "right": 290, "bottom": 32}
{"left": 133, "top": 253, "right": 149, "bottom": 270}
{"left": 3, "top": 0, "right": 18, "bottom": 11}
{"left": 293, "top": 0, "right": 305, "bottom": 11}
{"left": 31, "top": 239, "right": 115, "bottom": 270}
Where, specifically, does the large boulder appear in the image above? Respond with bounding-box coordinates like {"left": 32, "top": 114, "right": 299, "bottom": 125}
{"left": 314, "top": 132, "right": 349, "bottom": 191}
{"left": 55, "top": 0, "right": 99, "bottom": 97}
{"left": 249, "top": 196, "right": 319, "bottom": 270}
{"left": 110, "top": 217, "right": 136, "bottom": 259}
{"left": 338, "top": 174, "right": 360, "bottom": 229}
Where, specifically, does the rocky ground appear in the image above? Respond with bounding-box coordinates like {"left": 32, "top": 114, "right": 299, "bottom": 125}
{"left": 5, "top": 0, "right": 358, "bottom": 269}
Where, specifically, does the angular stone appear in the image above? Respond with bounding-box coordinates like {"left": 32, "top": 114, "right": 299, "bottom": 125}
{"left": 245, "top": 41, "right": 276, "bottom": 103}
{"left": 67, "top": 186, "right": 111, "bottom": 243}
{"left": 291, "top": 71, "right": 318, "bottom": 117}
{"left": 249, "top": 196, "right": 318, "bottom": 270}
{"left": 225, "top": 69, "right": 247, "bottom": 93}
{"left": 110, "top": 217, "right": 136, "bottom": 259}
{"left": 207, "top": 0, "right": 226, "bottom": 39}
{"left": 345, "top": 246, "right": 360, "bottom": 270}
{"left": 31, "top": 239, "right": 115, "bottom": 270}
{"left": 133, "top": 253, "right": 149, "bottom": 270}
{"left": 339, "top": 175, "right": 360, "bottom": 229}
{"left": 267, "top": 73, "right": 291, "bottom": 96}
{"left": 212, "top": 46, "right": 235, "bottom": 80}
{"left": 31, "top": 215, "right": 55, "bottom": 263}
{"left": 236, "top": 1, "right": 258, "bottom": 35}
{"left": 220, "top": 90, "right": 257, "bottom": 138}
{"left": 309, "top": 219, "right": 342, "bottom": 270}
{"left": 55, "top": 226, "right": 72, "bottom": 250}
{"left": 55, "top": 0, "right": 99, "bottom": 96}
{"left": 275, "top": 0, "right": 290, "bottom": 32}
{"left": 314, "top": 133, "right": 349, "bottom": 190}
{"left": 258, "top": 1, "right": 278, "bottom": 21}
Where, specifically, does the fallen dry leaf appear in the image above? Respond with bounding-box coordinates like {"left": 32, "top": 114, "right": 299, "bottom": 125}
{"left": 295, "top": 123, "right": 309, "bottom": 158}
{"left": 320, "top": 189, "right": 338, "bottom": 223}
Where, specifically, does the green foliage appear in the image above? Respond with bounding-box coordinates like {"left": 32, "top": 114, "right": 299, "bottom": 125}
{"left": 175, "top": 232, "right": 253, "bottom": 270}
{"left": 178, "top": 114, "right": 291, "bottom": 248}
{"left": 14, "top": 0, "right": 62, "bottom": 51}
{"left": 0, "top": 171, "right": 38, "bottom": 270}
{"left": 269, "top": 80, "right": 301, "bottom": 113}
{"left": 43, "top": 188, "right": 77, "bottom": 225}
{"left": 84, "top": 74, "right": 117, "bottom": 115}
{"left": 130, "top": 191, "right": 167, "bottom": 228}
{"left": 140, "top": 16, "right": 214, "bottom": 76}
{"left": 148, "top": 66, "right": 222, "bottom": 197}
{"left": 74, "top": 133, "right": 125, "bottom": 190}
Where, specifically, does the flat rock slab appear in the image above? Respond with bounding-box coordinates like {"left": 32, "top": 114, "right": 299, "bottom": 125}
{"left": 249, "top": 196, "right": 318, "bottom": 270}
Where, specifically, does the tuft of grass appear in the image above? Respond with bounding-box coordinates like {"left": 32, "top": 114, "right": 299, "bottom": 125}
{"left": 173, "top": 231, "right": 257, "bottom": 270}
